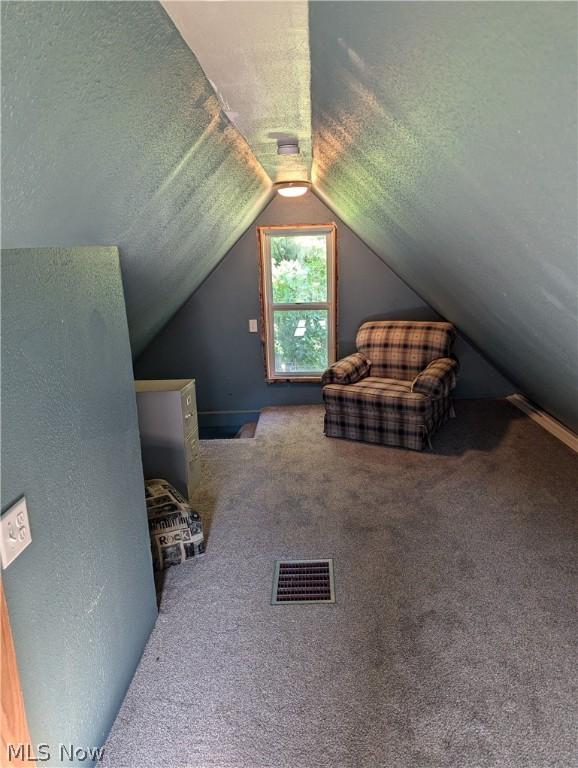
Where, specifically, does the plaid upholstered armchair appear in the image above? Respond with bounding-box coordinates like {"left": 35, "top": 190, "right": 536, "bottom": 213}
{"left": 321, "top": 321, "right": 459, "bottom": 450}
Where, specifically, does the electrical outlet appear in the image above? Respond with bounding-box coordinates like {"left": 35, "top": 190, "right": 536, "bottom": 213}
{"left": 0, "top": 497, "right": 32, "bottom": 569}
{"left": 249, "top": 319, "right": 258, "bottom": 333}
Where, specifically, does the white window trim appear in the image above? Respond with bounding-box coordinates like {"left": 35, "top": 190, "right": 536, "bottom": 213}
{"left": 258, "top": 223, "right": 337, "bottom": 383}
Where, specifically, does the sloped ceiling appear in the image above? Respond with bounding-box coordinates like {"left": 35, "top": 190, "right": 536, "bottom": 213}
{"left": 1, "top": 1, "right": 271, "bottom": 355}
{"left": 156, "top": 1, "right": 577, "bottom": 431}
{"left": 309, "top": 1, "right": 578, "bottom": 431}
{"left": 162, "top": 0, "right": 311, "bottom": 183}
{"left": 2, "top": 2, "right": 576, "bottom": 430}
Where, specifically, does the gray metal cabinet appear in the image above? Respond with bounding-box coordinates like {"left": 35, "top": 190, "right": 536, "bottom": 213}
{"left": 134, "top": 379, "right": 201, "bottom": 501}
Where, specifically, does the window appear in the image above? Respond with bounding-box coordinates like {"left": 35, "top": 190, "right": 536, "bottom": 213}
{"left": 258, "top": 224, "right": 337, "bottom": 381}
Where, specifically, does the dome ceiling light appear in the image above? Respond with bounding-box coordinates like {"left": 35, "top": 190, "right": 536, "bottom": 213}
{"left": 275, "top": 181, "right": 311, "bottom": 197}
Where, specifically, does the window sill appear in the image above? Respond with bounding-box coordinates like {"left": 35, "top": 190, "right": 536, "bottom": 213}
{"left": 266, "top": 376, "right": 323, "bottom": 384}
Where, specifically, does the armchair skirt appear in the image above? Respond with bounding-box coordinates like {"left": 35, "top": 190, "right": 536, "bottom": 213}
{"left": 323, "top": 377, "right": 452, "bottom": 451}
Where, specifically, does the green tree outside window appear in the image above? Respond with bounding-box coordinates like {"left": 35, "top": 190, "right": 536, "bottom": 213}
{"left": 270, "top": 236, "right": 329, "bottom": 372}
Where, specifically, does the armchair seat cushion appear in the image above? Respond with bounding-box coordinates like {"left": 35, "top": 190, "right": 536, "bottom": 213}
{"left": 323, "top": 377, "right": 428, "bottom": 424}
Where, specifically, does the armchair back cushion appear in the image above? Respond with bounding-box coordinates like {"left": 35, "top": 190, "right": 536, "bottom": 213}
{"left": 356, "top": 321, "right": 456, "bottom": 380}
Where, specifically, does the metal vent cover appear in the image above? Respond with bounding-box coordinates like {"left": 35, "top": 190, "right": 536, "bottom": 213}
{"left": 272, "top": 559, "right": 335, "bottom": 604}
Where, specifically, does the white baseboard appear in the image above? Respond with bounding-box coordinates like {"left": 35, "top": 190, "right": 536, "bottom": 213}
{"left": 506, "top": 394, "right": 578, "bottom": 454}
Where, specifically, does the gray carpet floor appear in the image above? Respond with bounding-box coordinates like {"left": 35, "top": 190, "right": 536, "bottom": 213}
{"left": 103, "top": 401, "right": 578, "bottom": 768}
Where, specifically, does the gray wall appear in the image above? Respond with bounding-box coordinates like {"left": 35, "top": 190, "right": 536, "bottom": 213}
{"left": 1, "top": 248, "right": 157, "bottom": 763}
{"left": 135, "top": 192, "right": 513, "bottom": 416}
{"left": 1, "top": 1, "right": 271, "bottom": 356}
{"left": 310, "top": 1, "right": 578, "bottom": 431}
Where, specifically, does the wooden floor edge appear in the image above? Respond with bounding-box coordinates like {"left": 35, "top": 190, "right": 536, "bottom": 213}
{"left": 1, "top": 583, "right": 35, "bottom": 768}
{"left": 506, "top": 394, "right": 578, "bottom": 454}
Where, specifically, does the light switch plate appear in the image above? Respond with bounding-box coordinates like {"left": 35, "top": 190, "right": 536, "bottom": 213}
{"left": 249, "top": 319, "right": 258, "bottom": 333}
{"left": 0, "top": 497, "right": 32, "bottom": 569}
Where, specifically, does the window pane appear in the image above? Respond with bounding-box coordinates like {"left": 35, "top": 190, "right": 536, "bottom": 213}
{"left": 273, "top": 309, "right": 329, "bottom": 374}
{"left": 270, "top": 235, "right": 327, "bottom": 303}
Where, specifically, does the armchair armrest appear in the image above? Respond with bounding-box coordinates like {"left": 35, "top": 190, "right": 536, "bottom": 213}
{"left": 321, "top": 352, "right": 371, "bottom": 386}
{"left": 411, "top": 357, "right": 459, "bottom": 398}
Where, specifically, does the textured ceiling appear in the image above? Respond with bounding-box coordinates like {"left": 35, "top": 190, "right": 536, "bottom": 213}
{"left": 2, "top": 1, "right": 576, "bottom": 431}
{"left": 1, "top": 1, "right": 271, "bottom": 355}
{"left": 310, "top": 1, "right": 578, "bottom": 431}
{"left": 162, "top": 0, "right": 311, "bottom": 183}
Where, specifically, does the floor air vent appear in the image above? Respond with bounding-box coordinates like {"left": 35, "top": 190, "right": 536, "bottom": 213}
{"left": 272, "top": 559, "right": 335, "bottom": 605}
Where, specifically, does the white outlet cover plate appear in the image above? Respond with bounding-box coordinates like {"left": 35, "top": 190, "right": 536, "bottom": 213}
{"left": 0, "top": 497, "right": 32, "bottom": 569}
{"left": 249, "top": 319, "right": 258, "bottom": 333}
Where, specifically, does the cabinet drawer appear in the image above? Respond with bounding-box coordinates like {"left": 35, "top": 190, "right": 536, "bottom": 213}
{"left": 183, "top": 410, "right": 198, "bottom": 437}
{"left": 186, "top": 435, "right": 201, "bottom": 494}
{"left": 181, "top": 382, "right": 197, "bottom": 412}
{"left": 182, "top": 382, "right": 198, "bottom": 437}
